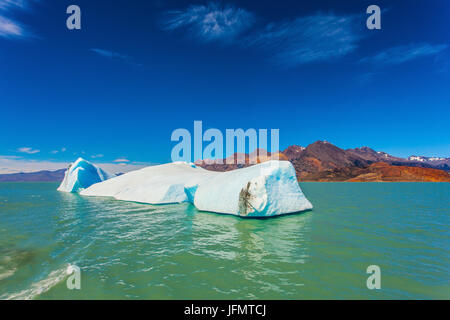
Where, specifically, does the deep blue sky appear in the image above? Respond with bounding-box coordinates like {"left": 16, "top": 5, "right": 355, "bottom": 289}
{"left": 1, "top": 0, "right": 449, "bottom": 170}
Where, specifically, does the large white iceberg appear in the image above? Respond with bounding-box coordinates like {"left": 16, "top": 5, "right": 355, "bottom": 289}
{"left": 76, "top": 160, "right": 312, "bottom": 218}
{"left": 57, "top": 158, "right": 114, "bottom": 193}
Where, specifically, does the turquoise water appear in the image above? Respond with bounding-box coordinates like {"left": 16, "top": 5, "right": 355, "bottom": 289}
{"left": 0, "top": 182, "right": 448, "bottom": 299}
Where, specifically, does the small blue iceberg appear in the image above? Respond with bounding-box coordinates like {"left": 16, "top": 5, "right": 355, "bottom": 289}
{"left": 57, "top": 158, "right": 113, "bottom": 193}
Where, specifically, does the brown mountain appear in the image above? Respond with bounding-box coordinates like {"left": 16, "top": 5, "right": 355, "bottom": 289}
{"left": 346, "top": 146, "right": 403, "bottom": 163}
{"left": 347, "top": 147, "right": 450, "bottom": 170}
{"left": 302, "top": 162, "right": 450, "bottom": 182}
{"left": 347, "top": 162, "right": 450, "bottom": 182}
{"left": 197, "top": 141, "right": 450, "bottom": 182}
{"left": 282, "top": 145, "right": 305, "bottom": 160}
{"left": 288, "top": 141, "right": 369, "bottom": 179}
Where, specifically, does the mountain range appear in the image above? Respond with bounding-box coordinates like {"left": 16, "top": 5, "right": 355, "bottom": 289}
{"left": 1, "top": 141, "right": 449, "bottom": 182}
{"left": 0, "top": 169, "right": 66, "bottom": 182}
{"left": 197, "top": 141, "right": 450, "bottom": 182}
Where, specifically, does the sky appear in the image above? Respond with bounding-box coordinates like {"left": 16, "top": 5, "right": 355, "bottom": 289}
{"left": 1, "top": 0, "right": 449, "bottom": 173}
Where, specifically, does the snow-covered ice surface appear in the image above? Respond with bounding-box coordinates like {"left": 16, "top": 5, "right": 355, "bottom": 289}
{"left": 193, "top": 161, "right": 313, "bottom": 217}
{"left": 57, "top": 158, "right": 114, "bottom": 193}
{"left": 77, "top": 160, "right": 313, "bottom": 218}
{"left": 82, "top": 161, "right": 209, "bottom": 204}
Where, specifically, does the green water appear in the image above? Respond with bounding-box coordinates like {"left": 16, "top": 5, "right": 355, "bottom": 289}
{"left": 0, "top": 182, "right": 448, "bottom": 299}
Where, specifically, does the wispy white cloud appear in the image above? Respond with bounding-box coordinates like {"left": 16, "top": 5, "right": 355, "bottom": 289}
{"left": 162, "top": 7, "right": 363, "bottom": 66}
{"left": 0, "top": 156, "right": 68, "bottom": 174}
{"left": 360, "top": 43, "right": 448, "bottom": 65}
{"left": 0, "top": 0, "right": 38, "bottom": 39}
{"left": 91, "top": 154, "right": 104, "bottom": 159}
{"left": 91, "top": 48, "right": 142, "bottom": 67}
{"left": 162, "top": 2, "right": 254, "bottom": 43}
{"left": 17, "top": 147, "right": 40, "bottom": 154}
{"left": 50, "top": 147, "right": 67, "bottom": 154}
{"left": 248, "top": 13, "right": 362, "bottom": 66}
{"left": 0, "top": 0, "right": 37, "bottom": 11}
{"left": 113, "top": 158, "right": 130, "bottom": 163}
{"left": 0, "top": 13, "right": 25, "bottom": 38}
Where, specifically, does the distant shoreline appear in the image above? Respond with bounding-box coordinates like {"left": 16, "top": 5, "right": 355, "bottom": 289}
{"left": 1, "top": 140, "right": 449, "bottom": 183}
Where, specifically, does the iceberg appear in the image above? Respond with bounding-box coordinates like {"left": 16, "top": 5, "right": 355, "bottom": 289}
{"left": 192, "top": 161, "right": 313, "bottom": 217}
{"left": 57, "top": 158, "right": 114, "bottom": 193}
{"left": 78, "top": 160, "right": 312, "bottom": 218}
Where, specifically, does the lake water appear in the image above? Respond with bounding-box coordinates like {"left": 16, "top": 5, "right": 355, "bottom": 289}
{"left": 0, "top": 182, "right": 448, "bottom": 299}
